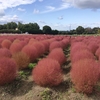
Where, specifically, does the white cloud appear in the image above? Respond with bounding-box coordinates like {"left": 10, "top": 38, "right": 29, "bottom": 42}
{"left": 63, "top": 0, "right": 100, "bottom": 10}
{"left": 18, "top": 8, "right": 26, "bottom": 11}
{"left": 33, "top": 9, "right": 40, "bottom": 14}
{"left": 37, "top": 20, "right": 46, "bottom": 29}
{"left": 0, "top": 0, "right": 36, "bottom": 10}
{"left": 58, "top": 16, "right": 63, "bottom": 20}
{"left": 40, "top": 3, "right": 70, "bottom": 14}
{"left": 46, "top": 6, "right": 55, "bottom": 10}
{"left": 0, "top": 15, "right": 22, "bottom": 24}
{"left": 0, "top": 9, "right": 5, "bottom": 16}
{"left": 38, "top": 0, "right": 43, "bottom": 2}
{"left": 38, "top": 20, "right": 46, "bottom": 24}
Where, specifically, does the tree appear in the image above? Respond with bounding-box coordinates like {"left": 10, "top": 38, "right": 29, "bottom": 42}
{"left": 76, "top": 26, "right": 85, "bottom": 34}
{"left": 43, "top": 25, "right": 52, "bottom": 34}
{"left": 0, "top": 25, "right": 3, "bottom": 30}
{"left": 70, "top": 29, "right": 77, "bottom": 35}
{"left": 3, "top": 24, "right": 7, "bottom": 29}
{"left": 17, "top": 22, "right": 40, "bottom": 34}
{"left": 84, "top": 27, "right": 92, "bottom": 34}
{"left": 33, "top": 23, "right": 40, "bottom": 30}
{"left": 51, "top": 30, "right": 59, "bottom": 35}
{"left": 7, "top": 22, "right": 17, "bottom": 29}
{"left": 92, "top": 27, "right": 99, "bottom": 34}
{"left": 97, "top": 28, "right": 100, "bottom": 34}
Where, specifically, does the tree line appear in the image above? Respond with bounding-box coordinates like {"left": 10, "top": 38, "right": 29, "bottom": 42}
{"left": 0, "top": 22, "right": 100, "bottom": 35}
{"left": 0, "top": 22, "right": 58, "bottom": 35}
{"left": 63, "top": 26, "right": 100, "bottom": 35}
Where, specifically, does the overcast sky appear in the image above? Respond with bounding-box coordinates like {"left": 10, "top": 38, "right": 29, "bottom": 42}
{"left": 0, "top": 0, "right": 100, "bottom": 30}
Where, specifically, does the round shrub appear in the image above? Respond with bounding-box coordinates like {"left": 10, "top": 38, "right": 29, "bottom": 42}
{"left": 19, "top": 41, "right": 27, "bottom": 47}
{"left": 0, "top": 57, "right": 17, "bottom": 85}
{"left": 95, "top": 47, "right": 100, "bottom": 59}
{"left": 61, "top": 39, "right": 69, "bottom": 49}
{"left": 21, "top": 45, "right": 38, "bottom": 63}
{"left": 32, "top": 58, "right": 63, "bottom": 87}
{"left": 70, "top": 42, "right": 88, "bottom": 54}
{"left": 12, "top": 52, "right": 30, "bottom": 70}
{"left": 28, "top": 38, "right": 38, "bottom": 44}
{"left": 48, "top": 48, "right": 66, "bottom": 65}
{"left": 88, "top": 42, "right": 99, "bottom": 54}
{"left": 13, "top": 39, "right": 20, "bottom": 44}
{"left": 70, "top": 42, "right": 90, "bottom": 60}
{"left": 41, "top": 40, "right": 50, "bottom": 52}
{"left": 70, "top": 59, "right": 99, "bottom": 94}
{"left": 1, "top": 39, "right": 12, "bottom": 49}
{"left": 24, "top": 38, "right": 30, "bottom": 43}
{"left": 10, "top": 43, "right": 23, "bottom": 54}
{"left": 71, "top": 49, "right": 95, "bottom": 64}
{"left": 48, "top": 38, "right": 56, "bottom": 44}
{"left": 29, "top": 42, "right": 45, "bottom": 57}
{"left": 0, "top": 48, "right": 12, "bottom": 58}
{"left": 49, "top": 41, "right": 62, "bottom": 51}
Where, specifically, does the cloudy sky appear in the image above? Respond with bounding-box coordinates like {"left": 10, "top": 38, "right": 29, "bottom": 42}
{"left": 0, "top": 0, "right": 100, "bottom": 30}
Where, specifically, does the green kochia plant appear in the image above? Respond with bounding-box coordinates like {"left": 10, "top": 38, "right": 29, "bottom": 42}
{"left": 18, "top": 71, "right": 29, "bottom": 79}
{"left": 40, "top": 88, "right": 51, "bottom": 100}
{"left": 28, "top": 63, "right": 37, "bottom": 69}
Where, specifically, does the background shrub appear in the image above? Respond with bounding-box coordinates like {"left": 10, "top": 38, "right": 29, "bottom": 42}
{"left": 1, "top": 39, "right": 12, "bottom": 49}
{"left": 71, "top": 49, "right": 95, "bottom": 64}
{"left": 95, "top": 47, "right": 100, "bottom": 59}
{"left": 0, "top": 48, "right": 12, "bottom": 58}
{"left": 22, "top": 45, "right": 38, "bottom": 63}
{"left": 12, "top": 52, "right": 30, "bottom": 70}
{"left": 48, "top": 48, "right": 66, "bottom": 65}
{"left": 28, "top": 42, "right": 45, "bottom": 57}
{"left": 49, "top": 41, "right": 62, "bottom": 51}
{"left": 88, "top": 42, "right": 99, "bottom": 54}
{"left": 10, "top": 43, "right": 23, "bottom": 54}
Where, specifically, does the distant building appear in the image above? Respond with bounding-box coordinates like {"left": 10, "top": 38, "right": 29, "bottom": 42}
{"left": 15, "top": 28, "right": 18, "bottom": 30}
{"left": 25, "top": 32, "right": 28, "bottom": 34}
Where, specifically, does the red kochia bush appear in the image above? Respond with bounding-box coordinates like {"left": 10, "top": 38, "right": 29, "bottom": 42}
{"left": 41, "top": 40, "right": 50, "bottom": 52}
{"left": 28, "top": 38, "right": 38, "bottom": 44}
{"left": 21, "top": 45, "right": 38, "bottom": 63}
{"left": 88, "top": 42, "right": 99, "bottom": 54}
{"left": 48, "top": 48, "right": 66, "bottom": 65}
{"left": 0, "top": 48, "right": 12, "bottom": 58}
{"left": 10, "top": 43, "right": 23, "bottom": 54}
{"left": 71, "top": 49, "right": 95, "bottom": 64}
{"left": 70, "top": 59, "right": 99, "bottom": 94}
{"left": 32, "top": 58, "right": 63, "bottom": 87}
{"left": 0, "top": 57, "right": 17, "bottom": 85}
{"left": 19, "top": 41, "right": 27, "bottom": 47}
{"left": 12, "top": 52, "right": 30, "bottom": 70}
{"left": 28, "top": 42, "right": 45, "bottom": 57}
{"left": 70, "top": 43, "right": 89, "bottom": 60}
{"left": 61, "top": 39, "right": 69, "bottom": 49}
{"left": 95, "top": 47, "right": 100, "bottom": 59}
{"left": 12, "top": 39, "right": 20, "bottom": 43}
{"left": 1, "top": 39, "right": 12, "bottom": 49}
{"left": 70, "top": 42, "right": 88, "bottom": 54}
{"left": 49, "top": 41, "right": 62, "bottom": 51}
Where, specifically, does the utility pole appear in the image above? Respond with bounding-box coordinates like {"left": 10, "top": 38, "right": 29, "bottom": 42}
{"left": 69, "top": 24, "right": 71, "bottom": 31}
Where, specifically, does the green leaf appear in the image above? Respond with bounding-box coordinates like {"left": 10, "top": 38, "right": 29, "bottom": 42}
{"left": 28, "top": 63, "right": 37, "bottom": 69}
